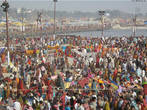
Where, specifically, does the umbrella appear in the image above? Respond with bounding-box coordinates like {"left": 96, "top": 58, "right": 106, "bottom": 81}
{"left": 111, "top": 81, "right": 117, "bottom": 86}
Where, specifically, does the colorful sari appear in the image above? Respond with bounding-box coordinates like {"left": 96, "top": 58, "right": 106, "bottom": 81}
{"left": 5, "top": 84, "right": 10, "bottom": 99}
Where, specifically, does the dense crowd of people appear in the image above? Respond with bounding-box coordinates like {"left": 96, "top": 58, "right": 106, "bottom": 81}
{"left": 0, "top": 35, "right": 147, "bottom": 110}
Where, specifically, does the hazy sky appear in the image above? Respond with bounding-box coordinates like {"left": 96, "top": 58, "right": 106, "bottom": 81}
{"left": 0, "top": 0, "right": 147, "bottom": 14}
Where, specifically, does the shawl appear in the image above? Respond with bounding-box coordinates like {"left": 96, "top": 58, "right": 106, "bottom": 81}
{"left": 47, "top": 84, "right": 53, "bottom": 100}
{"left": 17, "top": 79, "right": 26, "bottom": 95}
{"left": 104, "top": 102, "right": 110, "bottom": 110}
{"left": 57, "top": 74, "right": 65, "bottom": 90}
{"left": 5, "top": 84, "right": 10, "bottom": 99}
{"left": 92, "top": 82, "right": 97, "bottom": 90}
{"left": 18, "top": 95, "right": 24, "bottom": 106}
{"left": 113, "top": 69, "right": 117, "bottom": 82}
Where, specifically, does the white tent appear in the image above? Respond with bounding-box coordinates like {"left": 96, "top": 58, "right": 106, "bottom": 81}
{"left": 71, "top": 49, "right": 97, "bottom": 62}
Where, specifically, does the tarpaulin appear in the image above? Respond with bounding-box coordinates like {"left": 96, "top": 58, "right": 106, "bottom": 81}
{"left": 64, "top": 82, "right": 71, "bottom": 89}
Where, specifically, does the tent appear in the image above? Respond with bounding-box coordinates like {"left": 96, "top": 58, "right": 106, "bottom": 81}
{"left": 144, "top": 21, "right": 147, "bottom": 24}
{"left": 72, "top": 49, "right": 97, "bottom": 61}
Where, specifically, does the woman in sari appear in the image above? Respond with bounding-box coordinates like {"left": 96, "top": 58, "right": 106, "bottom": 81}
{"left": 5, "top": 83, "right": 10, "bottom": 100}
{"left": 47, "top": 82, "right": 53, "bottom": 100}
{"left": 113, "top": 69, "right": 118, "bottom": 83}
{"left": 91, "top": 80, "right": 97, "bottom": 95}
{"left": 96, "top": 55, "right": 100, "bottom": 68}
{"left": 87, "top": 68, "right": 93, "bottom": 78}
{"left": 16, "top": 38, "right": 18, "bottom": 44}
{"left": 1, "top": 53, "right": 5, "bottom": 63}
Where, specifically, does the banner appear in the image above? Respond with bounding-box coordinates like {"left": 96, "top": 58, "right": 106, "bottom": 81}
{"left": 26, "top": 50, "right": 34, "bottom": 54}
{"left": 47, "top": 45, "right": 59, "bottom": 49}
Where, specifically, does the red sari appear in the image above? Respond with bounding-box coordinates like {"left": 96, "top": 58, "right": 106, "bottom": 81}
{"left": 113, "top": 70, "right": 118, "bottom": 82}
{"left": 47, "top": 84, "right": 53, "bottom": 100}
{"left": 17, "top": 79, "right": 26, "bottom": 95}
{"left": 16, "top": 38, "right": 18, "bottom": 44}
{"left": 96, "top": 57, "right": 99, "bottom": 68}
{"left": 144, "top": 84, "right": 147, "bottom": 95}
{"left": 73, "top": 41, "right": 75, "bottom": 46}
{"left": 65, "top": 49, "right": 67, "bottom": 56}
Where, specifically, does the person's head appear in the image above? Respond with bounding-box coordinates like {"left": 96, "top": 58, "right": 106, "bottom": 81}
{"left": 93, "top": 79, "right": 95, "bottom": 82}
{"left": 26, "top": 72, "right": 29, "bottom": 76}
{"left": 126, "top": 102, "right": 130, "bottom": 109}
{"left": 35, "top": 94, "right": 38, "bottom": 98}
{"left": 104, "top": 97, "right": 108, "bottom": 102}
{"left": 66, "top": 102, "right": 70, "bottom": 107}
{"left": 13, "top": 72, "right": 17, "bottom": 76}
{"left": 92, "top": 90, "right": 96, "bottom": 95}
{"left": 7, "top": 65, "right": 10, "bottom": 69}
{"left": 27, "top": 102, "right": 31, "bottom": 108}
{"left": 99, "top": 83, "right": 102, "bottom": 86}
{"left": 66, "top": 92, "right": 70, "bottom": 96}
{"left": 92, "top": 97, "right": 96, "bottom": 102}
{"left": 77, "top": 99, "right": 82, "bottom": 106}
{"left": 108, "top": 84, "right": 111, "bottom": 88}
{"left": 40, "top": 101, "right": 43, "bottom": 105}
{"left": 131, "top": 106, "right": 135, "bottom": 110}
{"left": 120, "top": 96, "right": 123, "bottom": 101}
{"left": 49, "top": 99, "right": 53, "bottom": 104}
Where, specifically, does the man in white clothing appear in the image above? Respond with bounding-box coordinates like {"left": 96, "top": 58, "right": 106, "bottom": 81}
{"left": 65, "top": 93, "right": 71, "bottom": 103}
{"left": 89, "top": 56, "right": 93, "bottom": 65}
{"left": 99, "top": 57, "right": 104, "bottom": 70}
{"left": 13, "top": 99, "right": 21, "bottom": 110}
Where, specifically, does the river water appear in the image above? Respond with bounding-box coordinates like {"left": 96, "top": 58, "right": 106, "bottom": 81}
{"left": 59, "top": 29, "right": 147, "bottom": 37}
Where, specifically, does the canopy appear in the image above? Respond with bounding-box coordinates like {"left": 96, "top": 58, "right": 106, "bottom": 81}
{"left": 46, "top": 23, "right": 49, "bottom": 25}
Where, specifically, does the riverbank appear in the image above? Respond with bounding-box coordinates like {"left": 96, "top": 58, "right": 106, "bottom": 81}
{"left": 0, "top": 24, "right": 146, "bottom": 38}
{"left": 112, "top": 24, "right": 147, "bottom": 30}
